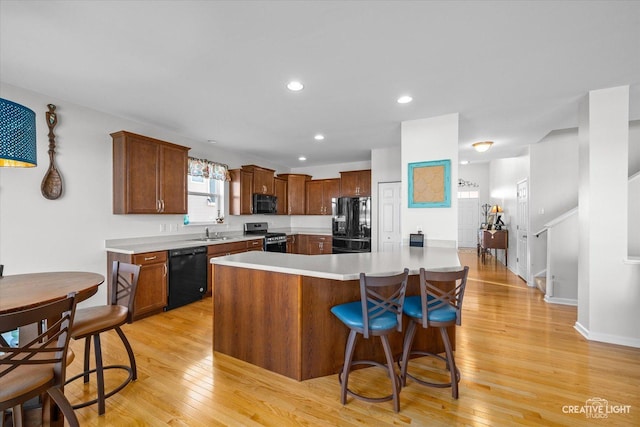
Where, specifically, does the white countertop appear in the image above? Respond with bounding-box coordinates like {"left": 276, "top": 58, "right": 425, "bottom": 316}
{"left": 104, "top": 229, "right": 333, "bottom": 254}
{"left": 104, "top": 235, "right": 257, "bottom": 254}
{"left": 210, "top": 246, "right": 461, "bottom": 281}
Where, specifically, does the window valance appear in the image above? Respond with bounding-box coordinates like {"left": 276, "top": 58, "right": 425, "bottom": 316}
{"left": 188, "top": 157, "right": 231, "bottom": 181}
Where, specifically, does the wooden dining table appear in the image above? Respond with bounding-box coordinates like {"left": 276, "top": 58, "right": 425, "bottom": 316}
{"left": 0, "top": 271, "right": 104, "bottom": 314}
{"left": 0, "top": 271, "right": 104, "bottom": 426}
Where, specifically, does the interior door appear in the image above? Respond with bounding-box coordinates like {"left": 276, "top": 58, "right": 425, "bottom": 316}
{"left": 378, "top": 182, "right": 401, "bottom": 252}
{"left": 457, "top": 198, "right": 479, "bottom": 248}
{"left": 516, "top": 179, "right": 529, "bottom": 282}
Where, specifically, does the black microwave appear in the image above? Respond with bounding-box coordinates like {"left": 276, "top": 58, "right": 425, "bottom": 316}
{"left": 253, "top": 194, "right": 277, "bottom": 214}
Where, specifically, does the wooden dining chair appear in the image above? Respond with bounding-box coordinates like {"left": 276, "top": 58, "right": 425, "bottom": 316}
{"left": 65, "top": 261, "right": 140, "bottom": 415}
{"left": 330, "top": 268, "right": 409, "bottom": 412}
{"left": 0, "top": 293, "right": 80, "bottom": 427}
{"left": 399, "top": 266, "right": 469, "bottom": 399}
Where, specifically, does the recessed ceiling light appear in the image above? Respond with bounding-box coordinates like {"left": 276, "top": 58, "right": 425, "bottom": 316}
{"left": 298, "top": 156, "right": 307, "bottom": 161}
{"left": 314, "top": 134, "right": 324, "bottom": 141}
{"left": 207, "top": 139, "right": 217, "bottom": 144}
{"left": 287, "top": 81, "right": 304, "bottom": 91}
{"left": 397, "top": 95, "right": 413, "bottom": 104}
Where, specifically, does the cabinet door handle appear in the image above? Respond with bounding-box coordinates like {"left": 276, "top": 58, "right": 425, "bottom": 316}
{"left": 163, "top": 264, "right": 167, "bottom": 277}
{"left": 144, "top": 256, "right": 158, "bottom": 261}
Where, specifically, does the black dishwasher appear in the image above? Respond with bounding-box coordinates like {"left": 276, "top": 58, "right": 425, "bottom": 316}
{"left": 166, "top": 246, "right": 207, "bottom": 311}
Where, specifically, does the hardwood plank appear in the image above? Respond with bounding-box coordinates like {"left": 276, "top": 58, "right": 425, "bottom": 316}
{"left": 64, "top": 250, "right": 640, "bottom": 426}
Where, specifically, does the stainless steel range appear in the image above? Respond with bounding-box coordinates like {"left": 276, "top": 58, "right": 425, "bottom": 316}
{"left": 244, "top": 222, "right": 287, "bottom": 252}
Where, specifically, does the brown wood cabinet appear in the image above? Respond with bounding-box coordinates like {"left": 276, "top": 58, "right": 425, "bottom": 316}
{"left": 274, "top": 177, "right": 287, "bottom": 215}
{"left": 305, "top": 179, "right": 340, "bottom": 215}
{"left": 242, "top": 165, "right": 275, "bottom": 195}
{"left": 278, "top": 174, "right": 311, "bottom": 215}
{"left": 478, "top": 229, "right": 508, "bottom": 265}
{"left": 111, "top": 131, "right": 189, "bottom": 214}
{"left": 207, "top": 239, "right": 263, "bottom": 295}
{"left": 229, "top": 169, "right": 254, "bottom": 215}
{"left": 107, "top": 250, "right": 168, "bottom": 321}
{"left": 297, "top": 234, "right": 332, "bottom": 255}
{"left": 340, "top": 169, "right": 371, "bottom": 197}
{"left": 286, "top": 234, "right": 297, "bottom": 253}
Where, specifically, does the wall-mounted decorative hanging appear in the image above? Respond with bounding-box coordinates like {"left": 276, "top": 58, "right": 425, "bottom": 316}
{"left": 408, "top": 159, "right": 451, "bottom": 208}
{"left": 41, "top": 104, "right": 63, "bottom": 199}
{"left": 0, "top": 98, "right": 37, "bottom": 167}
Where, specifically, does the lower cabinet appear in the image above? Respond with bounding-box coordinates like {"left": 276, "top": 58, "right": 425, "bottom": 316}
{"left": 107, "top": 250, "right": 168, "bottom": 322}
{"left": 286, "top": 235, "right": 297, "bottom": 253}
{"left": 296, "top": 234, "right": 332, "bottom": 255}
{"left": 207, "top": 239, "right": 264, "bottom": 295}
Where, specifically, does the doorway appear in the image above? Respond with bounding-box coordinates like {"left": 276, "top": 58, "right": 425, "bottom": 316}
{"left": 377, "top": 182, "right": 402, "bottom": 252}
{"left": 457, "top": 197, "right": 479, "bottom": 248}
{"left": 516, "top": 179, "right": 529, "bottom": 283}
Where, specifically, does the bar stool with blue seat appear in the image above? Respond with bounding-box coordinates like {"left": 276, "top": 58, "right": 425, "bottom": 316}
{"left": 330, "top": 268, "right": 409, "bottom": 412}
{"left": 399, "top": 266, "right": 469, "bottom": 399}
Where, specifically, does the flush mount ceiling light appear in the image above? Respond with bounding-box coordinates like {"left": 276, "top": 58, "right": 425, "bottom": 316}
{"left": 460, "top": 160, "right": 469, "bottom": 165}
{"left": 472, "top": 141, "right": 494, "bottom": 152}
{"left": 287, "top": 81, "right": 304, "bottom": 91}
{"left": 314, "top": 134, "right": 324, "bottom": 141}
{"left": 397, "top": 95, "right": 413, "bottom": 104}
{"left": 0, "top": 98, "right": 37, "bottom": 167}
{"left": 298, "top": 156, "right": 307, "bottom": 161}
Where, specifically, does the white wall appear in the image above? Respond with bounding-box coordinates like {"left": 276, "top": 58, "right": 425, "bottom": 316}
{"left": 488, "top": 156, "right": 529, "bottom": 269}
{"left": 577, "top": 86, "right": 640, "bottom": 348}
{"left": 529, "top": 130, "right": 580, "bottom": 278}
{"left": 370, "top": 147, "right": 402, "bottom": 252}
{"left": 630, "top": 172, "right": 640, "bottom": 257}
{"left": 458, "top": 162, "right": 490, "bottom": 206}
{"left": 400, "top": 114, "right": 459, "bottom": 247}
{"left": 0, "top": 83, "right": 291, "bottom": 306}
{"left": 629, "top": 121, "right": 640, "bottom": 176}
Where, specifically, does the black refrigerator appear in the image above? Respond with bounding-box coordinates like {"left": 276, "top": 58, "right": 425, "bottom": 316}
{"left": 331, "top": 197, "right": 371, "bottom": 253}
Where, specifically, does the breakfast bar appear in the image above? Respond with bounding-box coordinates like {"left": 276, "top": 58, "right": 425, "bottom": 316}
{"left": 211, "top": 247, "right": 461, "bottom": 381}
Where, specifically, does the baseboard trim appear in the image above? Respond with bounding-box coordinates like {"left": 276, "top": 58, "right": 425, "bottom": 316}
{"left": 574, "top": 321, "right": 640, "bottom": 348}
{"left": 543, "top": 295, "right": 577, "bottom": 306}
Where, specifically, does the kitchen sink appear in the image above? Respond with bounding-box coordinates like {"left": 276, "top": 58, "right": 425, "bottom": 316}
{"left": 191, "top": 236, "right": 229, "bottom": 242}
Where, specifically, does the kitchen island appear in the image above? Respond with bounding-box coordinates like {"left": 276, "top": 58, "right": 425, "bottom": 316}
{"left": 211, "top": 246, "right": 461, "bottom": 381}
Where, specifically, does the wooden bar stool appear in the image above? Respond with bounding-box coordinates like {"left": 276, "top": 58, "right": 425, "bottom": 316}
{"left": 330, "top": 269, "right": 409, "bottom": 412}
{"left": 399, "top": 266, "right": 469, "bottom": 399}
{"left": 65, "top": 261, "right": 140, "bottom": 415}
{"left": 1, "top": 293, "right": 80, "bottom": 427}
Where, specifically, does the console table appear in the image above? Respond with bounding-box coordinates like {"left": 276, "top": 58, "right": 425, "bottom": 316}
{"left": 478, "top": 229, "right": 508, "bottom": 265}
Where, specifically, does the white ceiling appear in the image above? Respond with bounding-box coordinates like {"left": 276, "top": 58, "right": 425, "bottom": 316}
{"left": 1, "top": 1, "right": 639, "bottom": 169}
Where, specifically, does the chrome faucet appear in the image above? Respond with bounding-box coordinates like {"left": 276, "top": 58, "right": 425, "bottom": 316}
{"left": 205, "top": 227, "right": 210, "bottom": 238}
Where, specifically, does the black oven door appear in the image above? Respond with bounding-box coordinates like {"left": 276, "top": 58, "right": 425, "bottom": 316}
{"left": 265, "top": 241, "right": 287, "bottom": 253}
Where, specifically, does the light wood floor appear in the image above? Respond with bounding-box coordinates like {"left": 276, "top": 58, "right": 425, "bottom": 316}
{"left": 64, "top": 251, "right": 640, "bottom": 426}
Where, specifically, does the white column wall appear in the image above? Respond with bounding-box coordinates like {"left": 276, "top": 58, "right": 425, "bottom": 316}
{"left": 371, "top": 147, "right": 402, "bottom": 252}
{"left": 577, "top": 85, "right": 640, "bottom": 347}
{"left": 400, "top": 114, "right": 458, "bottom": 247}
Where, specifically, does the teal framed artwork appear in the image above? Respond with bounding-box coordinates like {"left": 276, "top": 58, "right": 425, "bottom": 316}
{"left": 408, "top": 159, "right": 451, "bottom": 208}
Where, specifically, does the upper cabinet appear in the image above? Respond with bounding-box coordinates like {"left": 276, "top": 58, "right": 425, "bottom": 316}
{"left": 278, "top": 174, "right": 311, "bottom": 215}
{"left": 340, "top": 169, "right": 371, "bottom": 197}
{"left": 111, "top": 131, "right": 189, "bottom": 214}
{"left": 306, "top": 178, "right": 340, "bottom": 215}
{"left": 242, "top": 165, "right": 275, "bottom": 195}
{"left": 274, "top": 177, "right": 287, "bottom": 215}
{"left": 229, "top": 168, "right": 254, "bottom": 215}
